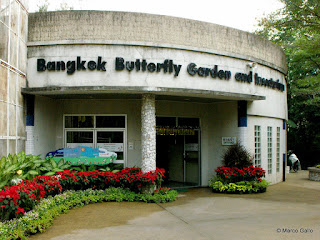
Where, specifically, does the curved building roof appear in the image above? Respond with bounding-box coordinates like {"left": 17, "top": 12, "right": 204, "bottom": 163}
{"left": 28, "top": 11, "right": 287, "bottom": 74}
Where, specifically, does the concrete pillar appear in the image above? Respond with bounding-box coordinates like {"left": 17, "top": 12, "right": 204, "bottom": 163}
{"left": 25, "top": 95, "right": 35, "bottom": 155}
{"left": 237, "top": 101, "right": 248, "bottom": 148}
{"left": 238, "top": 127, "right": 248, "bottom": 147}
{"left": 141, "top": 94, "right": 156, "bottom": 173}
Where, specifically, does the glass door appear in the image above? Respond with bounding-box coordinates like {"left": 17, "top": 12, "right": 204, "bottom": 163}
{"left": 184, "top": 130, "right": 200, "bottom": 186}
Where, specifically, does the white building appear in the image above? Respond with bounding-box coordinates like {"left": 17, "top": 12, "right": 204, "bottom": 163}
{"left": 2, "top": 9, "right": 288, "bottom": 186}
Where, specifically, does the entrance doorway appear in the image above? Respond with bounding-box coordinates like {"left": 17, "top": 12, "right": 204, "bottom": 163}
{"left": 156, "top": 117, "right": 200, "bottom": 188}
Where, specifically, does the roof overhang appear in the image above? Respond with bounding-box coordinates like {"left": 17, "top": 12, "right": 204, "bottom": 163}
{"left": 21, "top": 86, "right": 266, "bottom": 103}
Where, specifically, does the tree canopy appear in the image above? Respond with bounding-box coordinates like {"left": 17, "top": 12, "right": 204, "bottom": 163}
{"left": 256, "top": 0, "right": 320, "bottom": 167}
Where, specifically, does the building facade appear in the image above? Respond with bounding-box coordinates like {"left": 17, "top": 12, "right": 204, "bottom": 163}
{"left": 0, "top": 0, "right": 28, "bottom": 158}
{"left": 2, "top": 9, "right": 288, "bottom": 185}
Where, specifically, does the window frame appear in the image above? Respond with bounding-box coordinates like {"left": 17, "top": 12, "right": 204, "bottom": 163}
{"left": 267, "top": 126, "right": 273, "bottom": 174}
{"left": 276, "top": 127, "right": 280, "bottom": 173}
{"left": 254, "top": 125, "right": 261, "bottom": 168}
{"left": 63, "top": 114, "right": 127, "bottom": 165}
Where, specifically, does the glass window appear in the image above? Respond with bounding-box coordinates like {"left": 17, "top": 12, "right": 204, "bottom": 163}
{"left": 254, "top": 125, "right": 261, "bottom": 168}
{"left": 178, "top": 118, "right": 200, "bottom": 128}
{"left": 64, "top": 115, "right": 126, "bottom": 164}
{"left": 156, "top": 117, "right": 176, "bottom": 127}
{"left": 96, "top": 116, "right": 125, "bottom": 128}
{"left": 66, "top": 131, "right": 94, "bottom": 148}
{"left": 97, "top": 131, "right": 123, "bottom": 143}
{"left": 67, "top": 131, "right": 93, "bottom": 143}
{"left": 276, "top": 127, "right": 280, "bottom": 172}
{"left": 65, "top": 116, "right": 94, "bottom": 128}
{"left": 0, "top": 24, "right": 9, "bottom": 61}
{"left": 268, "top": 126, "right": 273, "bottom": 174}
{"left": 0, "top": 0, "right": 10, "bottom": 26}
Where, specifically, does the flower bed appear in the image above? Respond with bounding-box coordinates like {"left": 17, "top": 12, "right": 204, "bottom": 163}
{"left": 0, "top": 187, "right": 178, "bottom": 240}
{"left": 209, "top": 166, "right": 268, "bottom": 194}
{"left": 0, "top": 167, "right": 166, "bottom": 222}
{"left": 215, "top": 166, "right": 265, "bottom": 182}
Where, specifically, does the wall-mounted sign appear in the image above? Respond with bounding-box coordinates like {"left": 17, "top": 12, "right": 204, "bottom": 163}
{"left": 235, "top": 71, "right": 285, "bottom": 91}
{"left": 115, "top": 57, "right": 182, "bottom": 77}
{"left": 36, "top": 56, "right": 285, "bottom": 92}
{"left": 222, "top": 137, "right": 237, "bottom": 146}
{"left": 97, "top": 143, "right": 124, "bottom": 152}
{"left": 156, "top": 128, "right": 195, "bottom": 136}
{"left": 37, "top": 56, "right": 107, "bottom": 75}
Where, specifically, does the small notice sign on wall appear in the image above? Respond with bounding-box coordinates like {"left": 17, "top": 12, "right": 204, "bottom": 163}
{"left": 222, "top": 137, "right": 237, "bottom": 146}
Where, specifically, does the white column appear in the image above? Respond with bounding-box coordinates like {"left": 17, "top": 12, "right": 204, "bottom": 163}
{"left": 25, "top": 126, "right": 35, "bottom": 155}
{"left": 238, "top": 127, "right": 248, "bottom": 148}
{"left": 141, "top": 94, "right": 156, "bottom": 173}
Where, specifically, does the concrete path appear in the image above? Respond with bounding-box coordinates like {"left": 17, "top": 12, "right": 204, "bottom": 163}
{"left": 29, "top": 171, "right": 320, "bottom": 240}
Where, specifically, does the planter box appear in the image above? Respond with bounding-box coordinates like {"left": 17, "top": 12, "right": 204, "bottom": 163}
{"left": 308, "top": 167, "right": 320, "bottom": 181}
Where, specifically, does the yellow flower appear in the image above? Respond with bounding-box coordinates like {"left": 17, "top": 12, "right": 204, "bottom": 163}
{"left": 17, "top": 170, "right": 23, "bottom": 175}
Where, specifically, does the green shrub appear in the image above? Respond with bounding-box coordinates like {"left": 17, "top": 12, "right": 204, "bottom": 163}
{"left": 0, "top": 152, "right": 45, "bottom": 190}
{"left": 222, "top": 143, "right": 253, "bottom": 168}
{"left": 0, "top": 152, "right": 73, "bottom": 190}
{"left": 0, "top": 188, "right": 178, "bottom": 240}
{"left": 209, "top": 179, "right": 269, "bottom": 194}
{"left": 68, "top": 163, "right": 122, "bottom": 172}
{"left": 38, "top": 158, "right": 71, "bottom": 176}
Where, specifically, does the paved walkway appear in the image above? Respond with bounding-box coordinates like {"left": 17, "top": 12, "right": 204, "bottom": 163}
{"left": 30, "top": 171, "right": 320, "bottom": 240}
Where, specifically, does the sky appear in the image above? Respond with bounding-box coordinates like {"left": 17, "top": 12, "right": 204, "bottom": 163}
{"left": 28, "top": 0, "right": 284, "bottom": 32}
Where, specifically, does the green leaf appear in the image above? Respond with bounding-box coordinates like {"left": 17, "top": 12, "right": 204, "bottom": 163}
{"left": 0, "top": 180, "right": 8, "bottom": 189}
{"left": 57, "top": 158, "right": 65, "bottom": 168}
{"left": 19, "top": 162, "right": 32, "bottom": 169}
{"left": 33, "top": 159, "right": 47, "bottom": 164}
{"left": 50, "top": 158, "right": 58, "bottom": 168}
{"left": 27, "top": 170, "right": 39, "bottom": 175}
{"left": 3, "top": 165, "right": 18, "bottom": 174}
{"left": 42, "top": 162, "right": 53, "bottom": 170}
{"left": 71, "top": 167, "right": 82, "bottom": 172}
{"left": 44, "top": 171, "right": 56, "bottom": 176}
{"left": 287, "top": 119, "right": 297, "bottom": 128}
{"left": 81, "top": 164, "right": 87, "bottom": 171}
{"left": 60, "top": 164, "right": 71, "bottom": 169}
{"left": 88, "top": 165, "right": 96, "bottom": 171}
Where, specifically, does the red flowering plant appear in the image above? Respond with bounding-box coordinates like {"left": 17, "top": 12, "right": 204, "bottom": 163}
{"left": 57, "top": 167, "right": 165, "bottom": 193}
{"left": 209, "top": 164, "right": 268, "bottom": 194}
{"left": 34, "top": 175, "right": 62, "bottom": 198}
{"left": 0, "top": 186, "right": 21, "bottom": 221}
{"left": 215, "top": 166, "right": 265, "bottom": 183}
{"left": 110, "top": 167, "right": 165, "bottom": 192}
{"left": 0, "top": 179, "right": 45, "bottom": 221}
{"left": 1, "top": 167, "right": 167, "bottom": 221}
{"left": 153, "top": 187, "right": 171, "bottom": 194}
